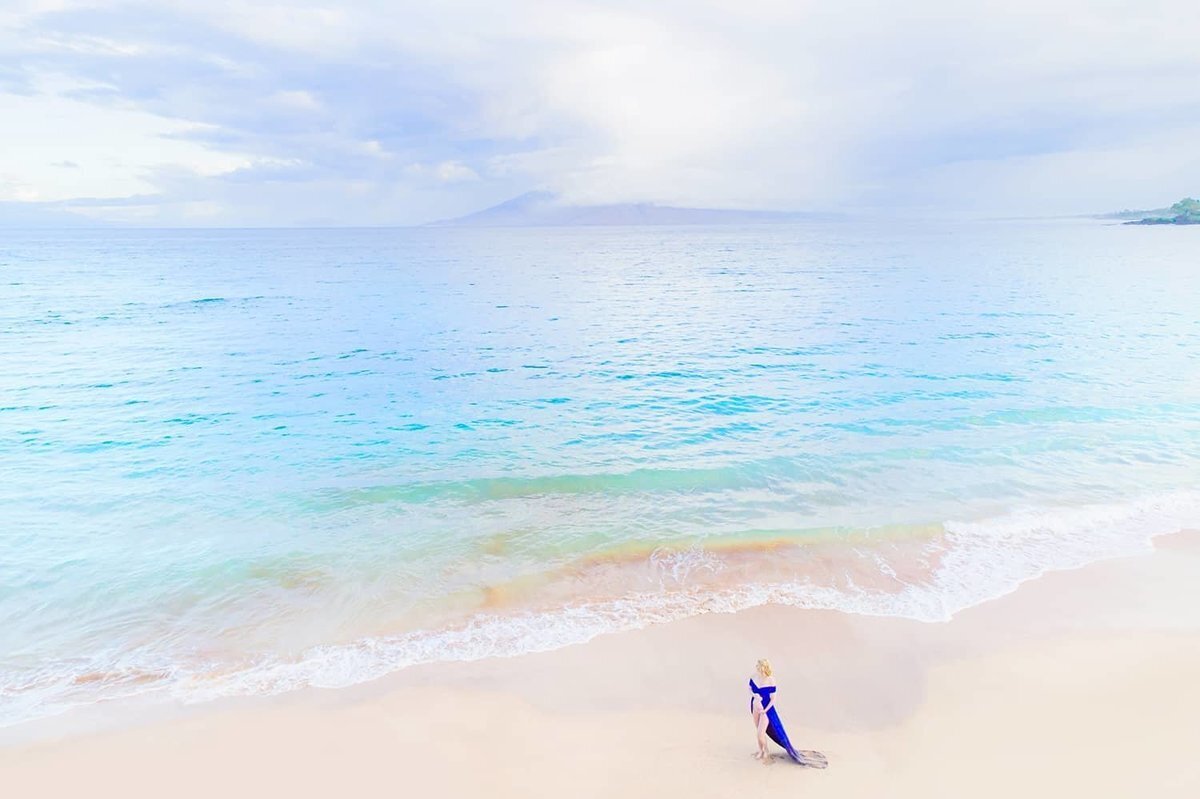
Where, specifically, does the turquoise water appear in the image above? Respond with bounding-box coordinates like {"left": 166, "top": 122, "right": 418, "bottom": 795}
{"left": 2, "top": 220, "right": 1199, "bottom": 727}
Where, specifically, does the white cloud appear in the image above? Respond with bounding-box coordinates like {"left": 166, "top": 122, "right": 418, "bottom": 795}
{"left": 435, "top": 161, "right": 479, "bottom": 182}
{"left": 1, "top": 0, "right": 1198, "bottom": 223}
{"left": 404, "top": 160, "right": 481, "bottom": 183}
{"left": 270, "top": 90, "right": 322, "bottom": 112}
{"left": 0, "top": 82, "right": 253, "bottom": 202}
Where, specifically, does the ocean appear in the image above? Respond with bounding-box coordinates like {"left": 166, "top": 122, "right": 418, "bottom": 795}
{"left": 2, "top": 219, "right": 1198, "bottom": 729}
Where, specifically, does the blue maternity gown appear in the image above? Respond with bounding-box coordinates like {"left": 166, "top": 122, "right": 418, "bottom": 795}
{"left": 749, "top": 678, "right": 813, "bottom": 765}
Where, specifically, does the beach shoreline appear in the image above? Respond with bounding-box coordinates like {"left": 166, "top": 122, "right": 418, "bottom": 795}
{"left": 3, "top": 530, "right": 1199, "bottom": 797}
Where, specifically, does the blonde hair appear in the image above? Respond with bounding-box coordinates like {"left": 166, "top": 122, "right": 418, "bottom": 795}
{"left": 756, "top": 658, "right": 773, "bottom": 678}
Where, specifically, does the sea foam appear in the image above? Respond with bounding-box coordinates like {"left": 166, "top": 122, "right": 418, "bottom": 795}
{"left": 173, "top": 491, "right": 1200, "bottom": 706}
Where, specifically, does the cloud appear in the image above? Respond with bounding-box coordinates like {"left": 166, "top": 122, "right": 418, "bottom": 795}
{"left": 0, "top": 77, "right": 255, "bottom": 202}
{"left": 404, "top": 160, "right": 481, "bottom": 183}
{"left": 0, "top": 0, "right": 1198, "bottom": 224}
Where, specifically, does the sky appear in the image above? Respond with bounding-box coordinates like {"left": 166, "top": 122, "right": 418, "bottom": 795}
{"left": 1, "top": 0, "right": 1198, "bottom": 226}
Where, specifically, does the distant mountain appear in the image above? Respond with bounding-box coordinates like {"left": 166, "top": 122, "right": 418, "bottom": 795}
{"left": 428, "top": 191, "right": 836, "bottom": 227}
{"left": 1122, "top": 197, "right": 1200, "bottom": 226}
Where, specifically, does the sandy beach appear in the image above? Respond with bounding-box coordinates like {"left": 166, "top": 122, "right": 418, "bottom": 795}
{"left": 7, "top": 1, "right": 1200, "bottom": 796}
{"left": 4, "top": 531, "right": 1199, "bottom": 798}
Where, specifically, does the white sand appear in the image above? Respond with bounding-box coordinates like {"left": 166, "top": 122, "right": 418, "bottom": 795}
{"left": 3, "top": 532, "right": 1199, "bottom": 798}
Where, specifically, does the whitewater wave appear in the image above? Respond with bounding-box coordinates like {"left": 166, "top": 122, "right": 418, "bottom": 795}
{"left": 179, "top": 491, "right": 1200, "bottom": 702}
{"left": 4, "top": 490, "right": 1199, "bottom": 730}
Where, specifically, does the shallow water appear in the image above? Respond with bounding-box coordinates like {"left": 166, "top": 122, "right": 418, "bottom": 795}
{"left": 2, "top": 219, "right": 1198, "bottom": 727}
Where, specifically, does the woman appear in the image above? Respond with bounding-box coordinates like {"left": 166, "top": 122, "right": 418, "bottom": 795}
{"left": 748, "top": 658, "right": 827, "bottom": 767}
{"left": 748, "top": 658, "right": 775, "bottom": 762}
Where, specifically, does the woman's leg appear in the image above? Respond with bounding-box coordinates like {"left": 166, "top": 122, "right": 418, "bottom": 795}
{"left": 756, "top": 711, "right": 771, "bottom": 761}
{"left": 750, "top": 709, "right": 764, "bottom": 757}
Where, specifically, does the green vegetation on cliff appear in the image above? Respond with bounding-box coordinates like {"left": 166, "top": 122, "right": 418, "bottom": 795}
{"left": 1126, "top": 198, "right": 1200, "bottom": 225}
